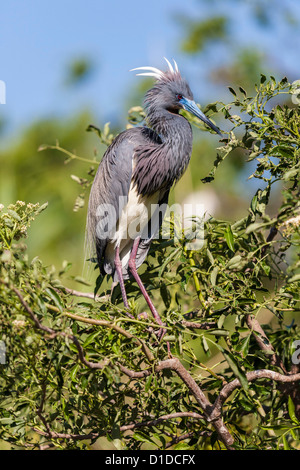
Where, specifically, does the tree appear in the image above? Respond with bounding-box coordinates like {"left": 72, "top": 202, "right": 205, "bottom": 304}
{"left": 0, "top": 76, "right": 299, "bottom": 450}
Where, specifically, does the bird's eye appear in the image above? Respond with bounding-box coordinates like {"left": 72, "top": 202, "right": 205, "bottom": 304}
{"left": 176, "top": 94, "right": 183, "bottom": 101}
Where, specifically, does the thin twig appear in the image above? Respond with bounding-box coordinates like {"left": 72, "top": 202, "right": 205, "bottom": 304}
{"left": 119, "top": 411, "right": 204, "bottom": 432}
{"left": 182, "top": 320, "right": 217, "bottom": 330}
{"left": 9, "top": 280, "right": 300, "bottom": 450}
{"left": 11, "top": 285, "right": 54, "bottom": 334}
{"left": 165, "top": 431, "right": 210, "bottom": 449}
{"left": 9, "top": 283, "right": 109, "bottom": 370}
{"left": 65, "top": 312, "right": 155, "bottom": 363}
{"left": 261, "top": 226, "right": 278, "bottom": 256}
{"left": 119, "top": 357, "right": 235, "bottom": 449}
{"left": 212, "top": 369, "right": 300, "bottom": 418}
{"left": 32, "top": 427, "right": 99, "bottom": 442}
{"left": 33, "top": 412, "right": 203, "bottom": 444}
{"left": 246, "top": 314, "right": 287, "bottom": 373}
{"left": 62, "top": 286, "right": 109, "bottom": 302}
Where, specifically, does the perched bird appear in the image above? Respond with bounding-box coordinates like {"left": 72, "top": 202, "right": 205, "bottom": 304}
{"left": 87, "top": 58, "right": 221, "bottom": 330}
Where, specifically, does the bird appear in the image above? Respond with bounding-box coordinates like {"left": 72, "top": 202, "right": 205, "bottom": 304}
{"left": 86, "top": 58, "right": 221, "bottom": 334}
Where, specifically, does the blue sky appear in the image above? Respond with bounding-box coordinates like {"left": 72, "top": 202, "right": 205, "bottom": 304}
{"left": 0, "top": 0, "right": 201, "bottom": 135}
{"left": 1, "top": 0, "right": 300, "bottom": 140}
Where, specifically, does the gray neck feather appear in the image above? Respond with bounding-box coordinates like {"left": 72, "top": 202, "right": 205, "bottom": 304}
{"left": 147, "top": 107, "right": 193, "bottom": 179}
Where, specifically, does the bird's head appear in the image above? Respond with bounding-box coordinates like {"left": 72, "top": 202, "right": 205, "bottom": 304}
{"left": 131, "top": 58, "right": 222, "bottom": 136}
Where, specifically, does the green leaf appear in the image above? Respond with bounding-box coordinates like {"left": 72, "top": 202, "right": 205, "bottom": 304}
{"left": 283, "top": 168, "right": 299, "bottom": 181}
{"left": 250, "top": 194, "right": 258, "bottom": 213}
{"left": 145, "top": 374, "right": 153, "bottom": 393}
{"left": 238, "top": 86, "right": 247, "bottom": 96}
{"left": 260, "top": 74, "right": 267, "bottom": 84}
{"left": 236, "top": 334, "right": 251, "bottom": 358}
{"left": 288, "top": 274, "right": 300, "bottom": 283}
{"left": 173, "top": 442, "right": 192, "bottom": 450}
{"left": 217, "top": 314, "right": 226, "bottom": 329}
{"left": 245, "top": 220, "right": 276, "bottom": 234}
{"left": 226, "top": 255, "right": 242, "bottom": 269}
{"left": 158, "top": 247, "right": 180, "bottom": 279}
{"left": 160, "top": 283, "right": 171, "bottom": 309}
{"left": 224, "top": 225, "right": 235, "bottom": 251}
{"left": 7, "top": 209, "right": 21, "bottom": 221}
{"left": 269, "top": 145, "right": 294, "bottom": 158}
{"left": 35, "top": 202, "right": 48, "bottom": 213}
{"left": 206, "top": 248, "right": 215, "bottom": 265}
{"left": 222, "top": 349, "right": 249, "bottom": 391}
{"left": 73, "top": 276, "right": 91, "bottom": 286}
{"left": 201, "top": 336, "right": 210, "bottom": 354}
{"left": 45, "top": 287, "right": 64, "bottom": 312}
{"left": 210, "top": 266, "right": 219, "bottom": 286}
{"left": 83, "top": 331, "right": 101, "bottom": 348}
{"left": 281, "top": 434, "right": 290, "bottom": 450}
{"left": 288, "top": 396, "right": 299, "bottom": 424}
{"left": 86, "top": 124, "right": 102, "bottom": 139}
{"left": 133, "top": 431, "right": 156, "bottom": 445}
{"left": 207, "top": 329, "right": 229, "bottom": 337}
{"left": 70, "top": 363, "right": 80, "bottom": 382}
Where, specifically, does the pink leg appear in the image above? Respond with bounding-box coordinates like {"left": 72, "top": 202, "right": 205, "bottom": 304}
{"left": 114, "top": 246, "right": 134, "bottom": 319}
{"left": 128, "top": 238, "right": 166, "bottom": 337}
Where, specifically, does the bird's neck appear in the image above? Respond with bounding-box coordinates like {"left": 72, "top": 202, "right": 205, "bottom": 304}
{"left": 148, "top": 108, "right": 193, "bottom": 153}
{"left": 146, "top": 108, "right": 193, "bottom": 186}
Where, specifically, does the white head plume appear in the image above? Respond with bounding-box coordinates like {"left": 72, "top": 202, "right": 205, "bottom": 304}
{"left": 130, "top": 58, "right": 180, "bottom": 80}
{"left": 163, "top": 57, "right": 174, "bottom": 73}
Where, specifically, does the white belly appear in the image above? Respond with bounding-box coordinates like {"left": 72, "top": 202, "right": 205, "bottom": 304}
{"left": 105, "top": 183, "right": 159, "bottom": 267}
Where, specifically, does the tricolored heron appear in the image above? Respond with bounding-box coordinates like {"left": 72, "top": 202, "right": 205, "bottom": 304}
{"left": 87, "top": 58, "right": 221, "bottom": 333}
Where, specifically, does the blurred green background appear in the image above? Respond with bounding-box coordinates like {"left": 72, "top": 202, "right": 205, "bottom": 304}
{"left": 1, "top": 0, "right": 299, "bottom": 289}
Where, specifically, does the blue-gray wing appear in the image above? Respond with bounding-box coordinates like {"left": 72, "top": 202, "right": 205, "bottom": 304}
{"left": 86, "top": 129, "right": 136, "bottom": 274}
{"left": 86, "top": 126, "right": 171, "bottom": 280}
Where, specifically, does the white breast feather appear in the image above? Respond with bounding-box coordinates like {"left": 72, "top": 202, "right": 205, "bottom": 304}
{"left": 105, "top": 182, "right": 159, "bottom": 268}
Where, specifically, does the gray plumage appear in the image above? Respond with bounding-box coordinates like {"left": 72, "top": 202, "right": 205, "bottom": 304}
{"left": 86, "top": 59, "right": 221, "bottom": 298}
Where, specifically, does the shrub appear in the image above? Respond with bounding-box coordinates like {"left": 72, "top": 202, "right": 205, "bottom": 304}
{"left": 0, "top": 76, "right": 299, "bottom": 450}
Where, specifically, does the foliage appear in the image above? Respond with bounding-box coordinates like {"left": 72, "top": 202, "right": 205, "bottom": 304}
{"left": 64, "top": 57, "right": 95, "bottom": 86}
{"left": 177, "top": 0, "right": 300, "bottom": 93}
{"left": 0, "top": 76, "right": 300, "bottom": 450}
{"left": 179, "top": 15, "right": 228, "bottom": 54}
{"left": 0, "top": 111, "right": 101, "bottom": 274}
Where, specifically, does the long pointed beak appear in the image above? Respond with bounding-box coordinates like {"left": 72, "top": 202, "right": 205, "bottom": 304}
{"left": 180, "top": 98, "right": 222, "bottom": 136}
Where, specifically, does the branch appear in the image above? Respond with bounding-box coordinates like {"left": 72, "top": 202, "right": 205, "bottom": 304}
{"left": 11, "top": 286, "right": 54, "bottom": 335}
{"left": 62, "top": 286, "right": 109, "bottom": 302}
{"left": 65, "top": 312, "right": 155, "bottom": 363}
{"left": 13, "top": 281, "right": 300, "bottom": 450}
{"left": 63, "top": 292, "right": 217, "bottom": 331}
{"left": 165, "top": 430, "right": 211, "bottom": 449}
{"left": 119, "top": 357, "right": 235, "bottom": 450}
{"left": 9, "top": 284, "right": 109, "bottom": 371}
{"left": 165, "top": 432, "right": 195, "bottom": 449}
{"left": 71, "top": 336, "right": 110, "bottom": 370}
{"left": 212, "top": 369, "right": 300, "bottom": 417}
{"left": 246, "top": 314, "right": 287, "bottom": 373}
{"left": 119, "top": 411, "right": 204, "bottom": 432}
{"left": 62, "top": 289, "right": 218, "bottom": 334}
{"left": 33, "top": 412, "right": 204, "bottom": 445}
{"left": 32, "top": 427, "right": 99, "bottom": 442}
{"left": 181, "top": 320, "right": 217, "bottom": 330}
